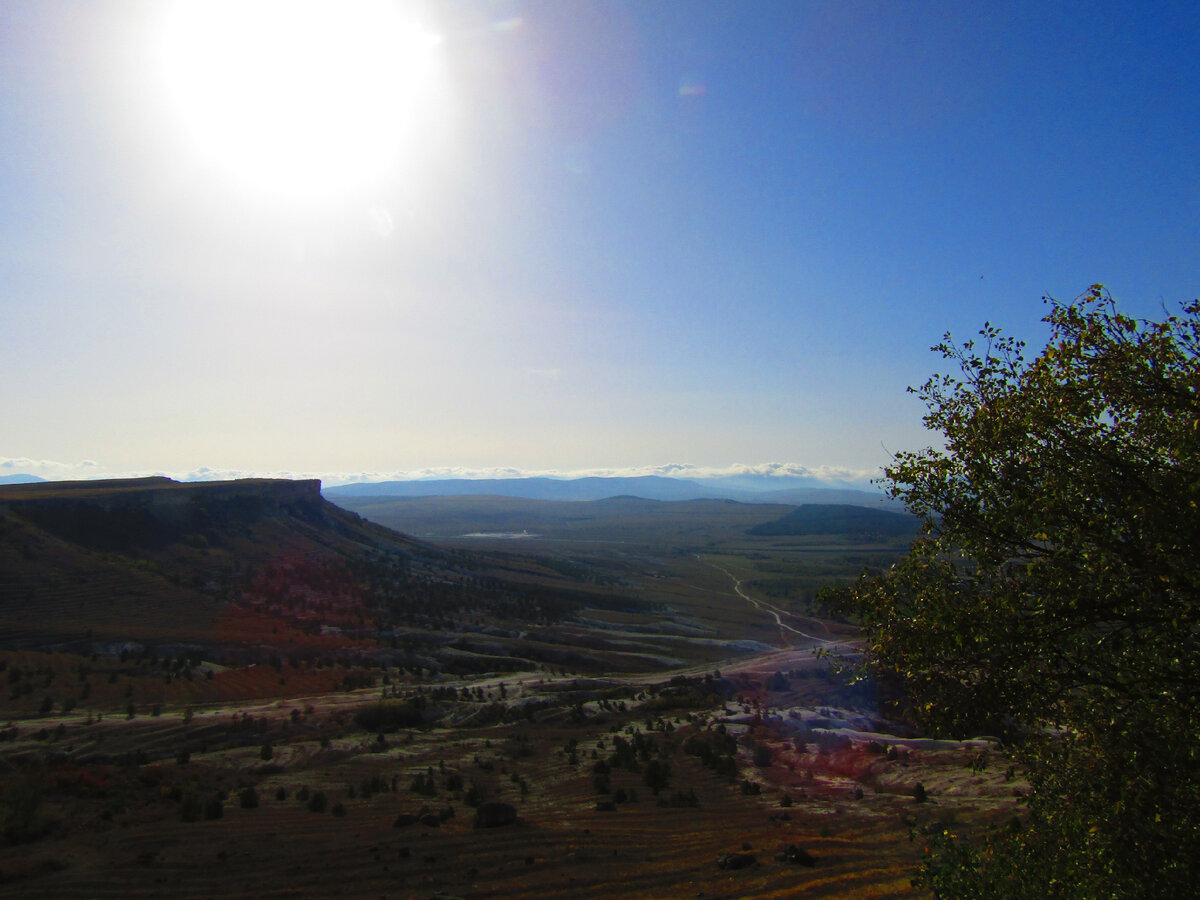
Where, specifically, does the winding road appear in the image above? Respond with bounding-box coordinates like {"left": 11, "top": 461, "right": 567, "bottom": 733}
{"left": 700, "top": 556, "right": 846, "bottom": 649}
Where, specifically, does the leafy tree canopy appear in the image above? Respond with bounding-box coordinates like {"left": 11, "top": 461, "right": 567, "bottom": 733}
{"left": 838, "top": 287, "right": 1200, "bottom": 898}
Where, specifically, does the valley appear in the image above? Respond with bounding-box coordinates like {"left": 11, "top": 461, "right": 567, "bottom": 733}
{"left": 0, "top": 479, "right": 1021, "bottom": 898}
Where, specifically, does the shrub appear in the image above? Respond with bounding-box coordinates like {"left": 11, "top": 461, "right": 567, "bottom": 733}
{"left": 643, "top": 759, "right": 671, "bottom": 795}
{"left": 410, "top": 772, "right": 437, "bottom": 797}
{"left": 353, "top": 700, "right": 423, "bottom": 733}
{"left": 179, "top": 794, "right": 202, "bottom": 822}
{"left": 464, "top": 783, "right": 484, "bottom": 807}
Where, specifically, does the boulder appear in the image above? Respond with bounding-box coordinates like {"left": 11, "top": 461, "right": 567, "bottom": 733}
{"left": 717, "top": 852, "right": 757, "bottom": 870}
{"left": 775, "top": 843, "right": 815, "bottom": 867}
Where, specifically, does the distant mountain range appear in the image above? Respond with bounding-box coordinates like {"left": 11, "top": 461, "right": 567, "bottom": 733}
{"left": 324, "top": 475, "right": 903, "bottom": 509}
{"left": 0, "top": 473, "right": 45, "bottom": 485}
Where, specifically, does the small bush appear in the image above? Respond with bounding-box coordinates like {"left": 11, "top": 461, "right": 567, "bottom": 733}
{"left": 643, "top": 759, "right": 671, "bottom": 795}
{"left": 410, "top": 772, "right": 437, "bottom": 796}
{"left": 464, "top": 783, "right": 484, "bottom": 807}
{"left": 307, "top": 791, "right": 328, "bottom": 813}
{"left": 354, "top": 700, "right": 422, "bottom": 733}
{"left": 239, "top": 787, "right": 259, "bottom": 809}
{"left": 180, "top": 794, "right": 202, "bottom": 822}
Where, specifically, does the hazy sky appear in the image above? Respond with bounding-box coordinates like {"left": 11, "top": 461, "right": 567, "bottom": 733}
{"left": 3, "top": 0, "right": 1199, "bottom": 484}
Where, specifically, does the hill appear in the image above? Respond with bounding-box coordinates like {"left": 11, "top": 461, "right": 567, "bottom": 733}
{"left": 324, "top": 475, "right": 900, "bottom": 507}
{"left": 0, "top": 477, "right": 428, "bottom": 650}
{"left": 327, "top": 493, "right": 798, "bottom": 544}
{"left": 0, "top": 477, "right": 680, "bottom": 675}
{"left": 748, "top": 504, "right": 922, "bottom": 538}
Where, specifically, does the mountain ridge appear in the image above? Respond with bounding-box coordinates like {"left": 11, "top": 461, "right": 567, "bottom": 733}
{"left": 324, "top": 475, "right": 899, "bottom": 508}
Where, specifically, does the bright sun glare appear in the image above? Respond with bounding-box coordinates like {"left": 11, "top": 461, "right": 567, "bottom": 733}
{"left": 158, "top": 0, "right": 443, "bottom": 199}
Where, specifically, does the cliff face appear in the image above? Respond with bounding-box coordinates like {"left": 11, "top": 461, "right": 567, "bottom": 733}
{"left": 0, "top": 477, "right": 426, "bottom": 647}
{"left": 0, "top": 477, "right": 327, "bottom": 550}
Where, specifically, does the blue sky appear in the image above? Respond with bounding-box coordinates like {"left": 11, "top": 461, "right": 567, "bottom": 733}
{"left": 3, "top": 0, "right": 1198, "bottom": 484}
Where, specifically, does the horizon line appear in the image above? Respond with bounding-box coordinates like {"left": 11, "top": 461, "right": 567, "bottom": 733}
{"left": 1, "top": 459, "right": 881, "bottom": 488}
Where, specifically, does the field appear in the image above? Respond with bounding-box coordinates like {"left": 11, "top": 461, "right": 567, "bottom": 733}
{"left": 0, "top": 483, "right": 1022, "bottom": 897}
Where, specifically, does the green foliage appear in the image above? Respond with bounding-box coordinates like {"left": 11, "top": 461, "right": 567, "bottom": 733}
{"left": 840, "top": 289, "right": 1200, "bottom": 897}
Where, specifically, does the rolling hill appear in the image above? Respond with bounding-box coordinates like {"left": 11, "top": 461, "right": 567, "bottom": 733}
{"left": 748, "top": 504, "right": 922, "bottom": 538}
{"left": 0, "top": 477, "right": 683, "bottom": 674}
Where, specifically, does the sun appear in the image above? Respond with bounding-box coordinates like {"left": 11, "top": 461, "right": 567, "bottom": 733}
{"left": 157, "top": 0, "right": 444, "bottom": 200}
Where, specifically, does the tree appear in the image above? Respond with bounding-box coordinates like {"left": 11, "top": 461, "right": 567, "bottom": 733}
{"left": 838, "top": 288, "right": 1200, "bottom": 898}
